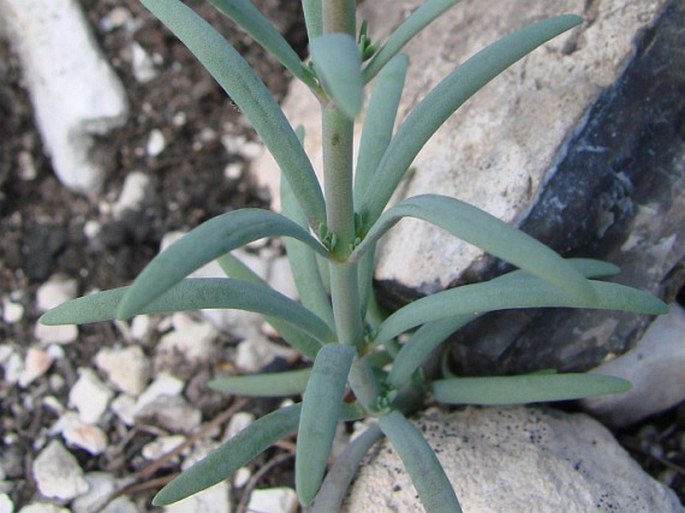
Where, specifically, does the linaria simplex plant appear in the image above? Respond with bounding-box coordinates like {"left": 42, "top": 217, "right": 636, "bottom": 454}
{"left": 41, "top": 1, "right": 668, "bottom": 511}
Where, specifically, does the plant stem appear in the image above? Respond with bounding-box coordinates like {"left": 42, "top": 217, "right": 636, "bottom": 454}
{"left": 322, "top": 105, "right": 355, "bottom": 258}
{"left": 322, "top": 0, "right": 355, "bottom": 35}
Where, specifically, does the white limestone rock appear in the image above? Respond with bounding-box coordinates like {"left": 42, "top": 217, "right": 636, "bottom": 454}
{"left": 68, "top": 368, "right": 114, "bottom": 425}
{"left": 0, "top": 0, "right": 129, "bottom": 193}
{"left": 0, "top": 494, "right": 13, "bottom": 513}
{"left": 135, "top": 395, "right": 201, "bottom": 434}
{"left": 71, "top": 472, "right": 116, "bottom": 513}
{"left": 35, "top": 275, "right": 77, "bottom": 312}
{"left": 95, "top": 345, "right": 150, "bottom": 396}
{"left": 247, "top": 487, "right": 298, "bottom": 513}
{"left": 33, "top": 323, "right": 78, "bottom": 346}
{"left": 32, "top": 440, "right": 89, "bottom": 501}
{"left": 250, "top": 0, "right": 669, "bottom": 294}
{"left": 343, "top": 407, "right": 683, "bottom": 512}
{"left": 112, "top": 171, "right": 151, "bottom": 217}
{"left": 155, "top": 313, "right": 218, "bottom": 373}
{"left": 18, "top": 347, "right": 54, "bottom": 388}
{"left": 583, "top": 303, "right": 685, "bottom": 427}
{"left": 2, "top": 298, "right": 24, "bottom": 324}
{"left": 51, "top": 412, "right": 108, "bottom": 455}
{"left": 18, "top": 504, "right": 69, "bottom": 513}
{"left": 163, "top": 440, "right": 231, "bottom": 513}
{"left": 135, "top": 372, "right": 185, "bottom": 412}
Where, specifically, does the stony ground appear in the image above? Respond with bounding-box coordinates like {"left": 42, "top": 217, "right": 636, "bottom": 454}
{"left": 0, "top": 1, "right": 683, "bottom": 513}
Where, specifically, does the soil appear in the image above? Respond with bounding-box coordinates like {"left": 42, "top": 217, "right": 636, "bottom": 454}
{"left": 0, "top": 1, "right": 683, "bottom": 512}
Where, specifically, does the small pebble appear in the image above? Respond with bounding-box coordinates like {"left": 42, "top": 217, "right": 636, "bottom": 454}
{"left": 135, "top": 395, "right": 201, "bottom": 434}
{"left": 110, "top": 394, "right": 137, "bottom": 426}
{"left": 100, "top": 6, "right": 132, "bottom": 31}
{"left": 135, "top": 372, "right": 184, "bottom": 412}
{"left": 71, "top": 472, "right": 116, "bottom": 513}
{"left": 69, "top": 368, "right": 114, "bottom": 424}
{"left": 141, "top": 435, "right": 186, "bottom": 461}
{"left": 233, "top": 467, "right": 251, "bottom": 488}
{"left": 223, "top": 162, "right": 243, "bottom": 180}
{"left": 32, "top": 440, "right": 89, "bottom": 500}
{"left": 36, "top": 275, "right": 78, "bottom": 312}
{"left": 224, "top": 412, "right": 254, "bottom": 441}
{"left": 0, "top": 493, "right": 13, "bottom": 513}
{"left": 112, "top": 171, "right": 150, "bottom": 216}
{"left": 33, "top": 323, "right": 78, "bottom": 345}
{"left": 18, "top": 504, "right": 69, "bottom": 513}
{"left": 2, "top": 298, "right": 24, "bottom": 324}
{"left": 95, "top": 345, "right": 150, "bottom": 396}
{"left": 247, "top": 487, "right": 298, "bottom": 513}
{"left": 0, "top": 347, "right": 22, "bottom": 385}
{"left": 52, "top": 412, "right": 108, "bottom": 455}
{"left": 131, "top": 42, "right": 158, "bottom": 83}
{"left": 18, "top": 347, "right": 54, "bottom": 388}
{"left": 163, "top": 481, "right": 230, "bottom": 513}
{"left": 146, "top": 128, "right": 166, "bottom": 157}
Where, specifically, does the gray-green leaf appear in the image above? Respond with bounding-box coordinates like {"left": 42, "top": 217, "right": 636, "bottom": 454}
{"left": 310, "top": 33, "right": 363, "bottom": 119}
{"left": 41, "top": 278, "right": 334, "bottom": 350}
{"left": 359, "top": 15, "right": 582, "bottom": 228}
{"left": 377, "top": 275, "right": 666, "bottom": 343}
{"left": 153, "top": 403, "right": 302, "bottom": 506}
{"left": 387, "top": 259, "right": 623, "bottom": 387}
{"left": 433, "top": 373, "right": 632, "bottom": 405}
{"left": 296, "top": 343, "right": 356, "bottom": 506}
{"left": 116, "top": 208, "right": 327, "bottom": 319}
{"left": 354, "top": 194, "right": 596, "bottom": 304}
{"left": 379, "top": 410, "right": 462, "bottom": 513}
{"left": 363, "top": 0, "right": 463, "bottom": 82}
{"left": 207, "top": 0, "right": 315, "bottom": 86}
{"left": 208, "top": 368, "right": 312, "bottom": 397}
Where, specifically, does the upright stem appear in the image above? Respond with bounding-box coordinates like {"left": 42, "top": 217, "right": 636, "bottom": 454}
{"left": 321, "top": 0, "right": 362, "bottom": 349}
{"left": 322, "top": 0, "right": 355, "bottom": 34}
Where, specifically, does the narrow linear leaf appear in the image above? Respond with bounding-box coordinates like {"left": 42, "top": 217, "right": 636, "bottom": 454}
{"left": 310, "top": 423, "right": 384, "bottom": 513}
{"left": 281, "top": 175, "right": 335, "bottom": 328}
{"left": 208, "top": 0, "right": 315, "bottom": 86}
{"left": 377, "top": 274, "right": 667, "bottom": 343}
{"left": 301, "top": 0, "right": 322, "bottom": 40}
{"left": 116, "top": 208, "right": 327, "bottom": 319}
{"left": 216, "top": 252, "right": 325, "bottom": 359}
{"left": 208, "top": 368, "right": 311, "bottom": 397}
{"left": 310, "top": 33, "right": 363, "bottom": 119}
{"left": 42, "top": 278, "right": 333, "bottom": 348}
{"left": 359, "top": 15, "right": 582, "bottom": 227}
{"left": 354, "top": 53, "right": 408, "bottom": 204}
{"left": 378, "top": 410, "right": 462, "bottom": 513}
{"left": 354, "top": 194, "right": 596, "bottom": 303}
{"left": 140, "top": 0, "right": 325, "bottom": 228}
{"left": 387, "top": 258, "right": 622, "bottom": 387}
{"left": 363, "top": 0, "right": 463, "bottom": 82}
{"left": 296, "top": 344, "right": 356, "bottom": 506}
{"left": 389, "top": 314, "right": 475, "bottom": 389}
{"left": 153, "top": 403, "right": 302, "bottom": 506}
{"left": 433, "top": 373, "right": 632, "bottom": 405}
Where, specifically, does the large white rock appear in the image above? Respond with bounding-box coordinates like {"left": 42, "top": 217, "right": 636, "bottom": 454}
{"left": 583, "top": 303, "right": 685, "bottom": 427}
{"left": 251, "top": 0, "right": 669, "bottom": 294}
{"left": 0, "top": 0, "right": 128, "bottom": 193}
{"left": 343, "top": 407, "right": 683, "bottom": 512}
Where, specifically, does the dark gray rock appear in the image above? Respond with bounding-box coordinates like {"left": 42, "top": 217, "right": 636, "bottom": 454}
{"left": 446, "top": 0, "right": 685, "bottom": 374}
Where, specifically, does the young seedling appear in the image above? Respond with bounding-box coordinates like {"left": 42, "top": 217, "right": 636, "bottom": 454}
{"left": 41, "top": 1, "right": 667, "bottom": 511}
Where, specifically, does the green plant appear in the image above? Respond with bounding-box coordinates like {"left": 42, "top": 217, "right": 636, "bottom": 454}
{"left": 41, "top": 1, "right": 667, "bottom": 511}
